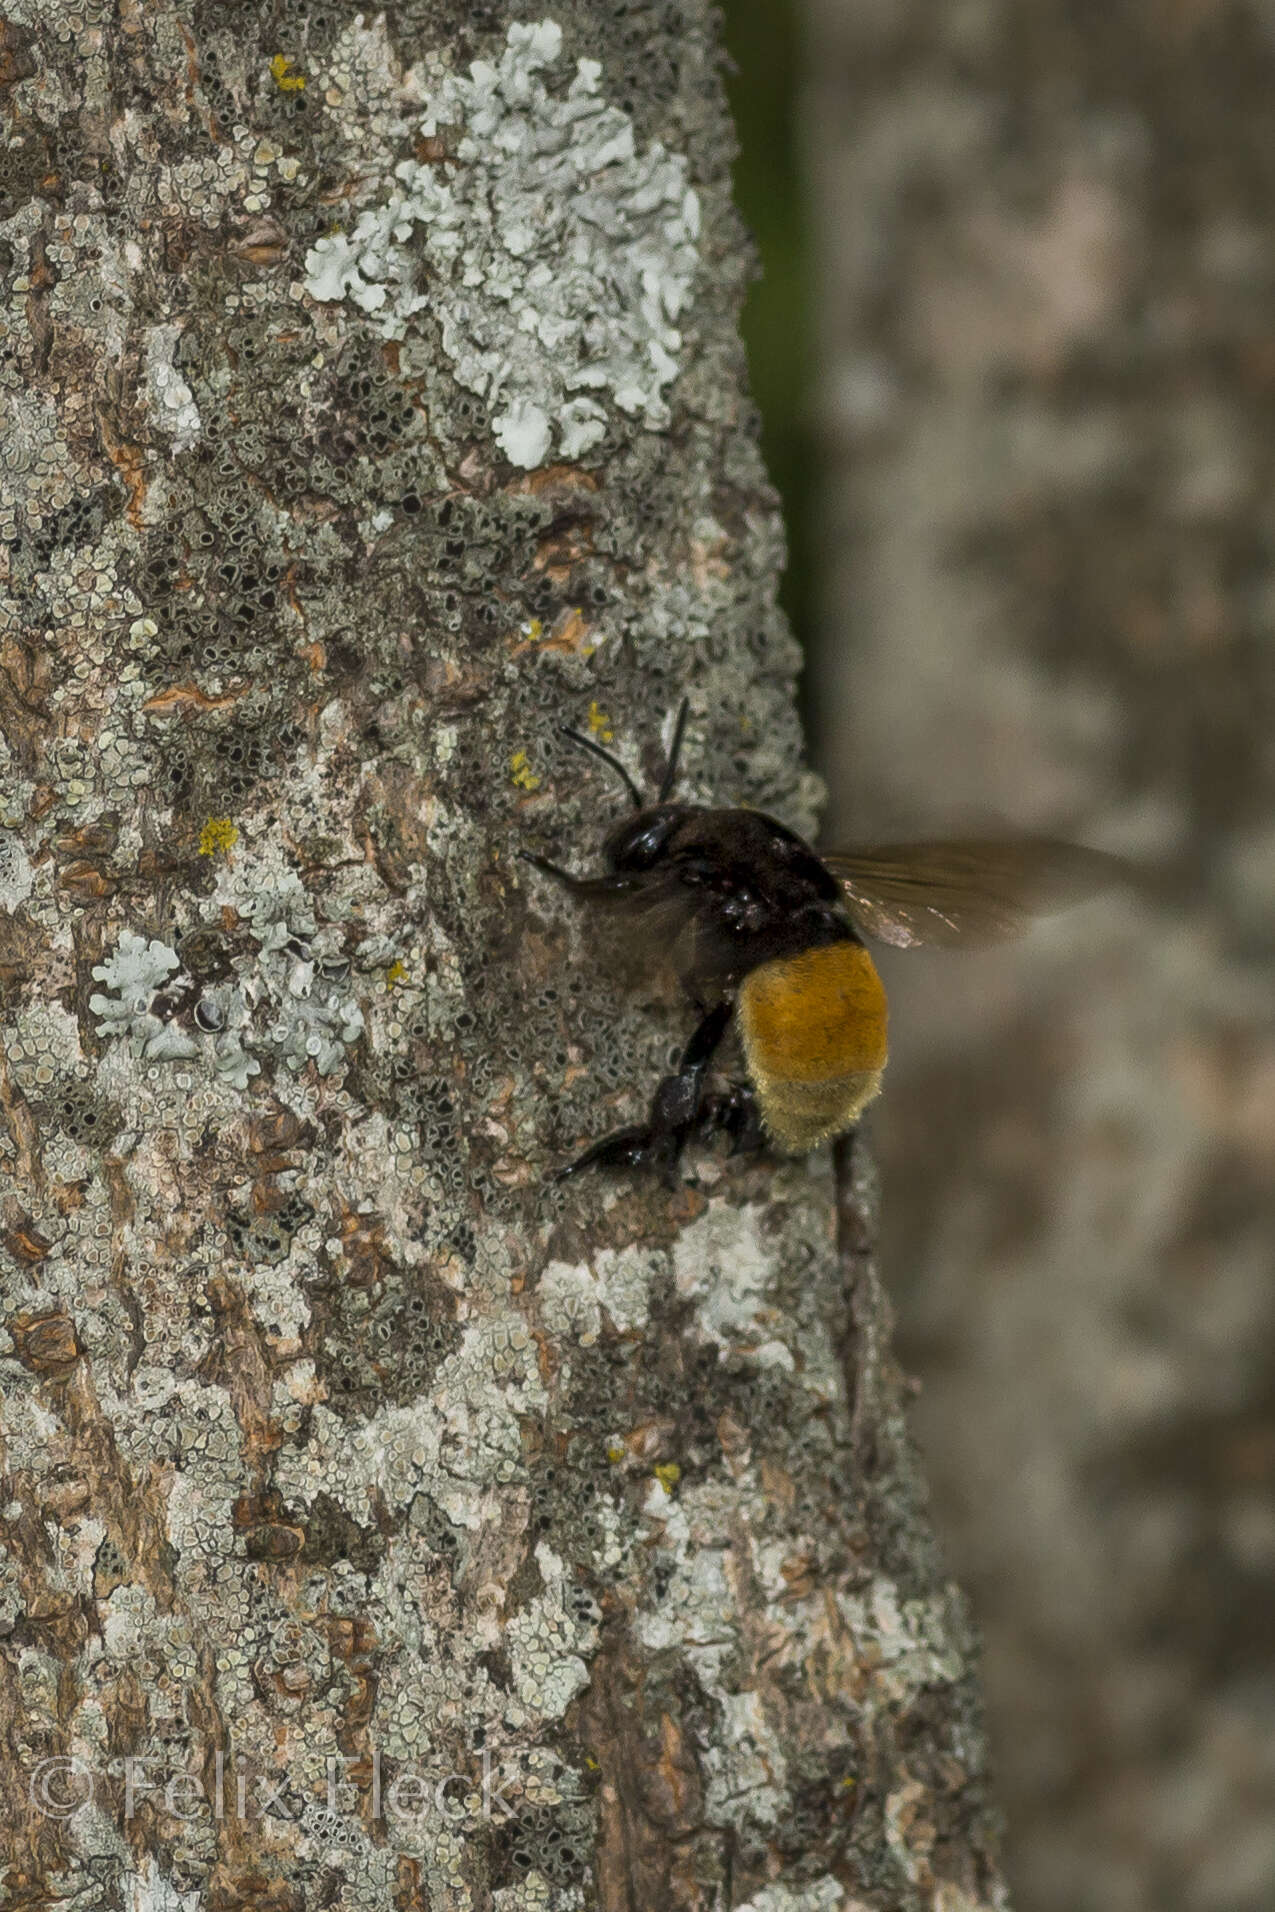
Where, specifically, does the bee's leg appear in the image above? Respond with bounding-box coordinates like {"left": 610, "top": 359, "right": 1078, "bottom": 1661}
{"left": 673, "top": 997, "right": 734, "bottom": 1088}
{"left": 520, "top": 851, "right": 581, "bottom": 890}
{"left": 558, "top": 1001, "right": 733, "bottom": 1183}
{"left": 519, "top": 852, "right": 648, "bottom": 900}
{"left": 555, "top": 1123, "right": 663, "bottom": 1179}
{"left": 695, "top": 1082, "right": 766, "bottom": 1155}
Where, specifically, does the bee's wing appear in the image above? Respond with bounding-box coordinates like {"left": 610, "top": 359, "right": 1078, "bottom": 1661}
{"left": 823, "top": 837, "right": 1132, "bottom": 949}
{"left": 553, "top": 869, "right": 753, "bottom": 998}
{"left": 558, "top": 871, "right": 707, "bottom": 993}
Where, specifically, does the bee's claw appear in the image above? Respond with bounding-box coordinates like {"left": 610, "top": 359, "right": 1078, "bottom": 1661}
{"left": 554, "top": 1126, "right": 660, "bottom": 1180}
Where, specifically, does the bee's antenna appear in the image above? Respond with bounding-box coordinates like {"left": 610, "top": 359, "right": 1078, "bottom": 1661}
{"left": 558, "top": 725, "right": 645, "bottom": 810}
{"left": 658, "top": 697, "right": 690, "bottom": 802}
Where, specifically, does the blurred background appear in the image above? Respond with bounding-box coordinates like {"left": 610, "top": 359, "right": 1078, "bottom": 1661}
{"left": 720, "top": 5, "right": 1275, "bottom": 1911}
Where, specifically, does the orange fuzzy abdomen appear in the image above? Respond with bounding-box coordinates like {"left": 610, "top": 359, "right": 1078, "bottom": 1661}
{"left": 737, "top": 941, "right": 888, "bottom": 1152}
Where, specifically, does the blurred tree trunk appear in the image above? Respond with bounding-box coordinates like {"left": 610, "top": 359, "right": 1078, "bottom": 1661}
{"left": 0, "top": 3, "right": 1007, "bottom": 1907}
{"left": 805, "top": 4, "right": 1275, "bottom": 1910}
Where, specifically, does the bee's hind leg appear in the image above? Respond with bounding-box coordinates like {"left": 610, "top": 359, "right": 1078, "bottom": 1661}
{"left": 556, "top": 1001, "right": 733, "bottom": 1186}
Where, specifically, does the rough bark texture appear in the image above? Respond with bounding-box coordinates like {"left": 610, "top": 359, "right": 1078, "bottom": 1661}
{"left": 805, "top": 5, "right": 1275, "bottom": 1910}
{"left": 0, "top": 3, "right": 1008, "bottom": 1909}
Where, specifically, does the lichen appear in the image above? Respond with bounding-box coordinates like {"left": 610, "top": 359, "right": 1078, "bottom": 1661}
{"left": 144, "top": 323, "right": 203, "bottom": 453}
{"left": 89, "top": 934, "right": 198, "bottom": 1062}
{"left": 88, "top": 850, "right": 379, "bottom": 1086}
{"left": 269, "top": 53, "right": 306, "bottom": 92}
{"left": 591, "top": 1243, "right": 663, "bottom": 1331}
{"left": 505, "top": 1541, "right": 599, "bottom": 1719}
{"left": 0, "top": 831, "right": 34, "bottom": 905}
{"left": 304, "top": 18, "right": 700, "bottom": 468}
{"left": 197, "top": 816, "right": 239, "bottom": 858}
{"left": 535, "top": 1261, "right": 601, "bottom": 1344}
{"left": 735, "top": 1882, "right": 850, "bottom": 1912}
{"left": 672, "top": 1201, "right": 785, "bottom": 1355}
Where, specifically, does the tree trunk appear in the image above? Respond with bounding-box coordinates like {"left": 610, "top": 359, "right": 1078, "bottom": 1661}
{"left": 0, "top": 4, "right": 1007, "bottom": 1907}
{"left": 804, "top": 6, "right": 1275, "bottom": 1910}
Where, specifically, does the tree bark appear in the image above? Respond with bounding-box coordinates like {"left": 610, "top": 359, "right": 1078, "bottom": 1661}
{"left": 804, "top": 6, "right": 1275, "bottom": 1910}
{"left": 0, "top": 3, "right": 1007, "bottom": 1908}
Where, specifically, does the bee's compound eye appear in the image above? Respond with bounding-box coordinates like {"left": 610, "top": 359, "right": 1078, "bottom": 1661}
{"left": 603, "top": 806, "right": 681, "bottom": 872}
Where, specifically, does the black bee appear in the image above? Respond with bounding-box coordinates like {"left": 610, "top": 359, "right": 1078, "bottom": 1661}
{"left": 523, "top": 702, "right": 1128, "bottom": 1180}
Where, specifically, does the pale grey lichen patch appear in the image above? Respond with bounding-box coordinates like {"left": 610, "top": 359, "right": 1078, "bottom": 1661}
{"left": 276, "top": 1314, "right": 544, "bottom": 1527}
{"left": 320, "top": 10, "right": 420, "bottom": 157}
{"left": 701, "top": 1688, "right": 788, "bottom": 1830}
{"left": 536, "top": 1260, "right": 601, "bottom": 1343}
{"left": 88, "top": 855, "right": 376, "bottom": 1088}
{"left": 120, "top": 1856, "right": 203, "bottom": 1912}
{"left": 164, "top": 1387, "right": 244, "bottom": 1567}
{"left": 372, "top": 1598, "right": 492, "bottom": 1754}
{"left": 836, "top": 1580, "right": 969, "bottom": 1702}
{"left": 0, "top": 387, "right": 72, "bottom": 532}
{"left": 0, "top": 1549, "right": 24, "bottom": 1634}
{"left": 672, "top": 1201, "right": 785, "bottom": 1357}
{"left": 631, "top": 1437, "right": 969, "bottom": 1856}
{"left": 633, "top": 1471, "right": 811, "bottom": 1839}
{"left": 735, "top": 1881, "right": 850, "bottom": 1912}
{"left": 144, "top": 323, "right": 202, "bottom": 452}
{"left": 635, "top": 1480, "right": 737, "bottom": 1690}
{"left": 0, "top": 829, "right": 35, "bottom": 906}
{"left": 4, "top": 998, "right": 80, "bottom": 1096}
{"left": 304, "top": 18, "right": 700, "bottom": 468}
{"left": 89, "top": 933, "right": 198, "bottom": 1061}
{"left": 241, "top": 1256, "right": 312, "bottom": 1343}
{"left": 100, "top": 1581, "right": 162, "bottom": 1663}
{"left": 492, "top": 1875, "right": 563, "bottom": 1912}
{"left": 505, "top": 1541, "right": 599, "bottom": 1719}
{"left": 591, "top": 1242, "right": 664, "bottom": 1331}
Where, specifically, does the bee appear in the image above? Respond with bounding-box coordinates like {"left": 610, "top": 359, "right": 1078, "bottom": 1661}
{"left": 522, "top": 702, "right": 1130, "bottom": 1180}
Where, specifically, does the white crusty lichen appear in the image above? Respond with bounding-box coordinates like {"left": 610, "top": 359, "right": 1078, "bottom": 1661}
{"left": 304, "top": 18, "right": 700, "bottom": 468}
{"left": 492, "top": 1875, "right": 568, "bottom": 1912}
{"left": 505, "top": 1542, "right": 599, "bottom": 1719}
{"left": 735, "top": 1882, "right": 850, "bottom": 1912}
{"left": 591, "top": 1242, "right": 663, "bottom": 1331}
{"left": 673, "top": 1203, "right": 774, "bottom": 1350}
{"left": 535, "top": 1260, "right": 601, "bottom": 1344}
{"left": 144, "top": 322, "right": 202, "bottom": 452}
{"left": 274, "top": 1313, "right": 546, "bottom": 1529}
{"left": 88, "top": 862, "right": 371, "bottom": 1089}
{"left": 0, "top": 829, "right": 33, "bottom": 906}
{"left": 702, "top": 1689, "right": 788, "bottom": 1829}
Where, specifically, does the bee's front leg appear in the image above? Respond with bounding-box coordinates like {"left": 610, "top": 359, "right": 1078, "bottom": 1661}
{"left": 519, "top": 852, "right": 649, "bottom": 901}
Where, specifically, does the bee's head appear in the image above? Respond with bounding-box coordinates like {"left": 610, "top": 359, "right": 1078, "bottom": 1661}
{"left": 600, "top": 803, "right": 686, "bottom": 872}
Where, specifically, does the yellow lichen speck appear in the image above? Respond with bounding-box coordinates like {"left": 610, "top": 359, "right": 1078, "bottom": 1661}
{"left": 653, "top": 1462, "right": 681, "bottom": 1493}
{"left": 510, "top": 750, "right": 541, "bottom": 792}
{"left": 385, "top": 960, "right": 407, "bottom": 991}
{"left": 198, "top": 817, "right": 239, "bottom": 858}
{"left": 270, "top": 54, "right": 306, "bottom": 91}
{"left": 587, "top": 701, "right": 614, "bottom": 743}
